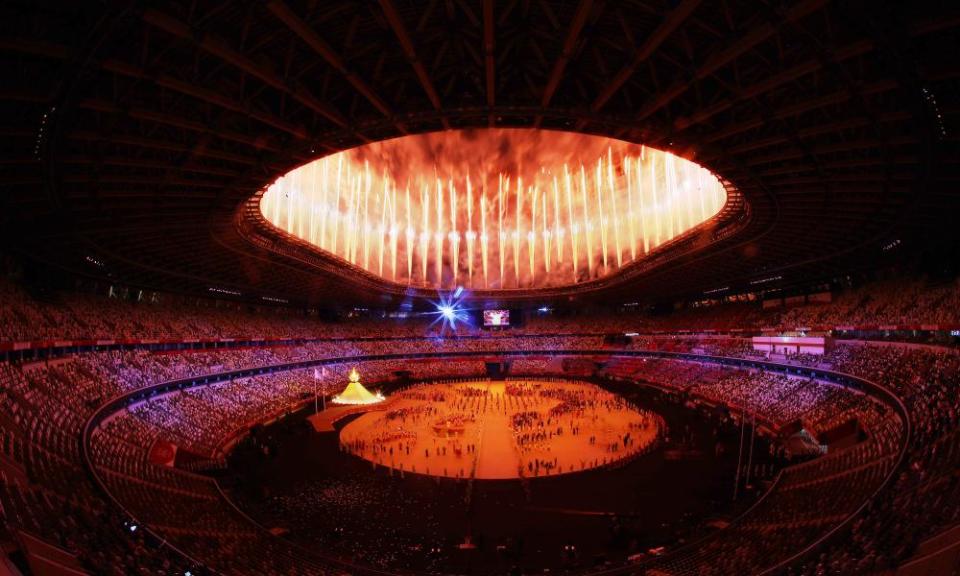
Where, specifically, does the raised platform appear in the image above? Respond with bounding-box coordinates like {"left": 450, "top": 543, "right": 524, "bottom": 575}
{"left": 339, "top": 379, "right": 660, "bottom": 480}
{"left": 306, "top": 400, "right": 394, "bottom": 432}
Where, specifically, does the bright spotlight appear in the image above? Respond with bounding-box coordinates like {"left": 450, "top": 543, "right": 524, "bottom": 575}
{"left": 427, "top": 289, "right": 471, "bottom": 332}
{"left": 439, "top": 305, "right": 456, "bottom": 320}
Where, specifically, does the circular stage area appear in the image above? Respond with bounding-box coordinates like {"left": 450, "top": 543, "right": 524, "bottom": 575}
{"left": 339, "top": 379, "right": 660, "bottom": 479}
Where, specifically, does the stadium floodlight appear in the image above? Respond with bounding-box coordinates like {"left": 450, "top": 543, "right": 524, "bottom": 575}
{"left": 439, "top": 305, "right": 456, "bottom": 320}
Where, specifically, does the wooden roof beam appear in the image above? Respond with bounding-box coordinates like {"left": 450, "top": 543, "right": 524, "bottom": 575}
{"left": 590, "top": 0, "right": 700, "bottom": 113}
{"left": 266, "top": 0, "right": 402, "bottom": 131}
{"left": 537, "top": 0, "right": 593, "bottom": 126}
{"left": 378, "top": 0, "right": 448, "bottom": 129}
{"left": 636, "top": 0, "right": 829, "bottom": 121}
{"left": 68, "top": 131, "right": 259, "bottom": 165}
{"left": 77, "top": 98, "right": 286, "bottom": 153}
{"left": 101, "top": 59, "right": 308, "bottom": 139}
{"left": 484, "top": 0, "right": 495, "bottom": 126}
{"left": 142, "top": 8, "right": 348, "bottom": 128}
{"left": 674, "top": 40, "right": 873, "bottom": 131}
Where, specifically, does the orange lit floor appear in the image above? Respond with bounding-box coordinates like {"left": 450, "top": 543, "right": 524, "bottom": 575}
{"left": 338, "top": 380, "right": 659, "bottom": 480}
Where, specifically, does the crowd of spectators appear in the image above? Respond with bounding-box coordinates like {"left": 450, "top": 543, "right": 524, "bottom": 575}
{"left": 616, "top": 344, "right": 960, "bottom": 575}
{"left": 0, "top": 273, "right": 957, "bottom": 575}
{"left": 783, "top": 345, "right": 960, "bottom": 575}
{"left": 1, "top": 276, "right": 958, "bottom": 345}
{"left": 778, "top": 278, "right": 960, "bottom": 329}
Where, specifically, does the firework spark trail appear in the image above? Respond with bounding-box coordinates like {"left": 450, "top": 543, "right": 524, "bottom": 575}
{"left": 466, "top": 175, "right": 474, "bottom": 285}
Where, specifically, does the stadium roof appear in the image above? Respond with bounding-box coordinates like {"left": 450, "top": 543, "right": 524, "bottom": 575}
{"left": 1, "top": 0, "right": 957, "bottom": 306}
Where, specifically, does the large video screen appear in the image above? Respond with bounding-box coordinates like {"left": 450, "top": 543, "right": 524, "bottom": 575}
{"left": 483, "top": 309, "right": 511, "bottom": 327}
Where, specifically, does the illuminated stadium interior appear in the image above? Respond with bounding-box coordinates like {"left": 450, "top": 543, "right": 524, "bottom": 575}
{"left": 1, "top": 2, "right": 959, "bottom": 576}
{"left": 259, "top": 129, "right": 728, "bottom": 290}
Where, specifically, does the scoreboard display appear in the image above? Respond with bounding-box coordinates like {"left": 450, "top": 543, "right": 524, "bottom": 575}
{"left": 483, "top": 310, "right": 511, "bottom": 327}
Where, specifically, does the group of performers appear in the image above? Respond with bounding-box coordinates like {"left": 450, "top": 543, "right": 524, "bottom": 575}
{"left": 339, "top": 379, "right": 659, "bottom": 479}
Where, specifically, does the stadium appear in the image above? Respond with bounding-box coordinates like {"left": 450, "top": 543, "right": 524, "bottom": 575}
{"left": 0, "top": 2, "right": 958, "bottom": 575}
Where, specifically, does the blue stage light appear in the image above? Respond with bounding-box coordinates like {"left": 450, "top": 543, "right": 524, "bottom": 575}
{"left": 427, "top": 289, "right": 471, "bottom": 332}
{"left": 439, "top": 305, "right": 456, "bottom": 320}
